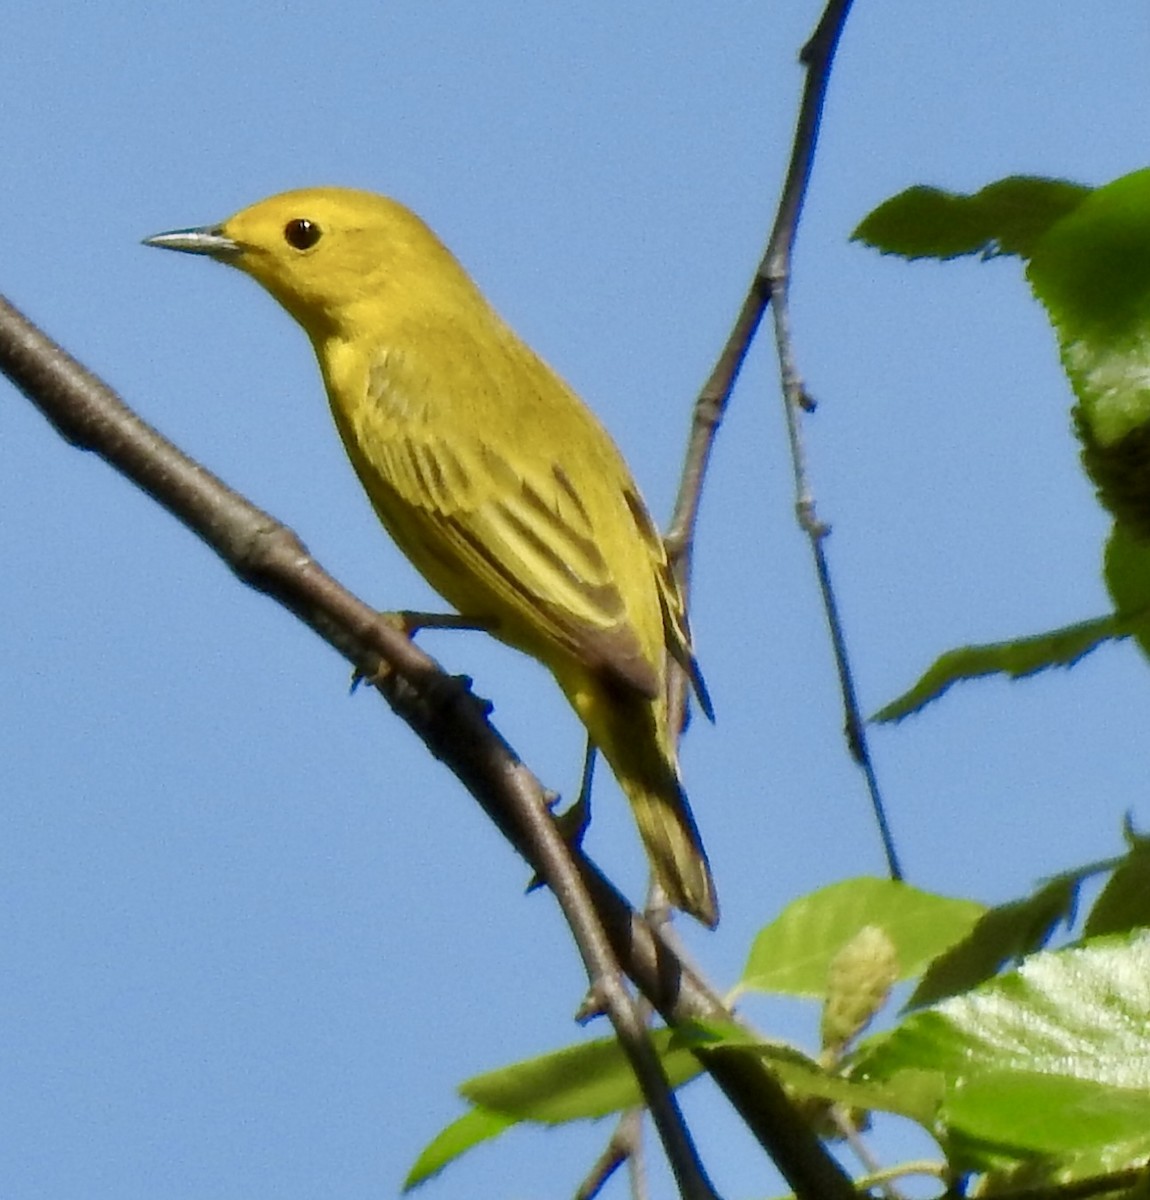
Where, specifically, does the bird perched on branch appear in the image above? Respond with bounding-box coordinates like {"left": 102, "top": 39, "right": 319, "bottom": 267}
{"left": 146, "top": 187, "right": 717, "bottom": 926}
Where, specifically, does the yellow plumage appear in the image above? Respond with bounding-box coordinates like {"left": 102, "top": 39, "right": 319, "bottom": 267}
{"left": 146, "top": 187, "right": 717, "bottom": 926}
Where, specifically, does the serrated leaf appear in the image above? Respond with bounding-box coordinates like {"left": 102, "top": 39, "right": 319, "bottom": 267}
{"left": 403, "top": 1106, "right": 517, "bottom": 1191}
{"left": 873, "top": 615, "right": 1130, "bottom": 723}
{"left": 859, "top": 933, "right": 1150, "bottom": 1172}
{"left": 908, "top": 875, "right": 1082, "bottom": 1008}
{"left": 460, "top": 1029, "right": 701, "bottom": 1123}
{"left": 1029, "top": 169, "right": 1150, "bottom": 539}
{"left": 853, "top": 933, "right": 1150, "bottom": 1169}
{"left": 853, "top": 176, "right": 1091, "bottom": 262}
{"left": 740, "top": 878, "right": 983, "bottom": 997}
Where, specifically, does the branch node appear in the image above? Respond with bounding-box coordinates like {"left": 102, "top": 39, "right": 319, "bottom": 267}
{"left": 796, "top": 499, "right": 830, "bottom": 540}
{"left": 575, "top": 983, "right": 610, "bottom": 1025}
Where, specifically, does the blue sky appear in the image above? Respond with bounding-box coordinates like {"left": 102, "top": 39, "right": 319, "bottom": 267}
{"left": 2, "top": 3, "right": 1148, "bottom": 1196}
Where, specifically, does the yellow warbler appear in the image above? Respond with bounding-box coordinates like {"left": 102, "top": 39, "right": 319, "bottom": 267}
{"left": 145, "top": 187, "right": 717, "bottom": 926}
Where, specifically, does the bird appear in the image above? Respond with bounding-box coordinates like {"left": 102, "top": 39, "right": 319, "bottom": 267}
{"left": 145, "top": 187, "right": 717, "bottom": 926}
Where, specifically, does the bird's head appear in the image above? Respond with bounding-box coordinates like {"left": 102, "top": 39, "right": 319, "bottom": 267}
{"left": 145, "top": 187, "right": 468, "bottom": 343}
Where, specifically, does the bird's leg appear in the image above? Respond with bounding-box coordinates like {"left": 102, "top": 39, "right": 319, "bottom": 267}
{"left": 350, "top": 611, "right": 493, "bottom": 693}
{"left": 390, "top": 611, "right": 492, "bottom": 636}
{"left": 526, "top": 740, "right": 597, "bottom": 894}
{"left": 552, "top": 737, "right": 597, "bottom": 844}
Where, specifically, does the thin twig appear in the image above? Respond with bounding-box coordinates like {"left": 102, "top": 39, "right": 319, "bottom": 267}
{"left": 627, "top": 1122, "right": 650, "bottom": 1200}
{"left": 763, "top": 0, "right": 901, "bottom": 879}
{"left": 600, "top": 0, "right": 895, "bottom": 1177}
{"left": 576, "top": 1109, "right": 645, "bottom": 1200}
{"left": 0, "top": 294, "right": 859, "bottom": 1198}
{"left": 854, "top": 1160, "right": 947, "bottom": 1193}
{"left": 833, "top": 1110, "right": 907, "bottom": 1200}
{"left": 393, "top": 611, "right": 491, "bottom": 634}
{"left": 666, "top": 0, "right": 901, "bottom": 880}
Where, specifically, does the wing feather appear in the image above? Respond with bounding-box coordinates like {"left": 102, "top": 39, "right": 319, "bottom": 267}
{"left": 347, "top": 353, "right": 662, "bottom": 698}
{"left": 339, "top": 336, "right": 713, "bottom": 708}
{"left": 620, "top": 487, "right": 715, "bottom": 721}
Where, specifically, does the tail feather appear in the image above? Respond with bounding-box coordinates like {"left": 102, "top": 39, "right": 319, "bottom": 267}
{"left": 624, "top": 767, "right": 718, "bottom": 928}
{"left": 563, "top": 671, "right": 718, "bottom": 927}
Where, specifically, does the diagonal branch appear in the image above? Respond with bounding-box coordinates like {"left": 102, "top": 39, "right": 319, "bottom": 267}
{"left": 0, "top": 292, "right": 857, "bottom": 1199}
{"left": 515, "top": 749, "right": 720, "bottom": 1200}
{"left": 0, "top": 290, "right": 716, "bottom": 1200}
{"left": 576, "top": 1108, "right": 645, "bottom": 1200}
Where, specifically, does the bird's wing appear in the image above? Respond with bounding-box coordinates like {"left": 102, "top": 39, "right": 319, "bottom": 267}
{"left": 356, "top": 376, "right": 663, "bottom": 700}
{"left": 623, "top": 487, "right": 715, "bottom": 723}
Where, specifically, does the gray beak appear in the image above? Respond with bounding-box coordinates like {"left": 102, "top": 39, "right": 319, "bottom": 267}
{"left": 142, "top": 225, "right": 240, "bottom": 259}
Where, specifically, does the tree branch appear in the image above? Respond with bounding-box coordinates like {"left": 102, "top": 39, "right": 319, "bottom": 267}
{"left": 0, "top": 291, "right": 857, "bottom": 1199}
{"left": 0, "top": 290, "right": 717, "bottom": 1199}
{"left": 665, "top": 0, "right": 901, "bottom": 880}
{"left": 764, "top": 0, "right": 901, "bottom": 879}
{"left": 576, "top": 1109, "right": 645, "bottom": 1200}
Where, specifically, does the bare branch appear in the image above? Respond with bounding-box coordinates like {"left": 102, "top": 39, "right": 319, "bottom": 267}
{"left": 0, "top": 291, "right": 857, "bottom": 1199}
{"left": 509, "top": 721, "right": 719, "bottom": 1199}
{"left": 763, "top": 0, "right": 901, "bottom": 880}
{"left": 575, "top": 1110, "right": 644, "bottom": 1200}
{"left": 0, "top": 291, "right": 715, "bottom": 1200}
{"left": 665, "top": 0, "right": 901, "bottom": 880}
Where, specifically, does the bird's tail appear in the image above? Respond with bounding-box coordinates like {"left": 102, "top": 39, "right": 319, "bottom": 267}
{"left": 582, "top": 685, "right": 718, "bottom": 928}
{"left": 622, "top": 757, "right": 718, "bottom": 929}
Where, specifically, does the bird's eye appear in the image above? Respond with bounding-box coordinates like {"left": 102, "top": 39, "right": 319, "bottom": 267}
{"left": 283, "top": 218, "right": 322, "bottom": 250}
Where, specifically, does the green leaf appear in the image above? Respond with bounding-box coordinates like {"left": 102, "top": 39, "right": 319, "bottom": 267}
{"left": 908, "top": 875, "right": 1082, "bottom": 1008}
{"left": 460, "top": 1029, "right": 702, "bottom": 1123}
{"left": 853, "top": 176, "right": 1091, "bottom": 262}
{"left": 675, "top": 1021, "right": 943, "bottom": 1126}
{"left": 1085, "top": 823, "right": 1150, "bottom": 937}
{"left": 849, "top": 926, "right": 1150, "bottom": 1104}
{"left": 946, "top": 1072, "right": 1150, "bottom": 1169}
{"left": 403, "top": 1106, "right": 517, "bottom": 1191}
{"left": 1029, "top": 168, "right": 1150, "bottom": 448}
{"left": 854, "top": 933, "right": 1150, "bottom": 1170}
{"left": 980, "top": 1134, "right": 1150, "bottom": 1191}
{"left": 740, "top": 878, "right": 983, "bottom": 997}
{"left": 858, "top": 168, "right": 1150, "bottom": 540}
{"left": 1103, "top": 523, "right": 1150, "bottom": 661}
{"left": 770, "top": 1056, "right": 942, "bottom": 1129}
{"left": 873, "top": 615, "right": 1130, "bottom": 723}
{"left": 1105, "top": 522, "right": 1150, "bottom": 612}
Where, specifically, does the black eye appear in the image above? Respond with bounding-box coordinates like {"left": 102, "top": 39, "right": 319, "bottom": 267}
{"left": 283, "top": 218, "right": 322, "bottom": 250}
